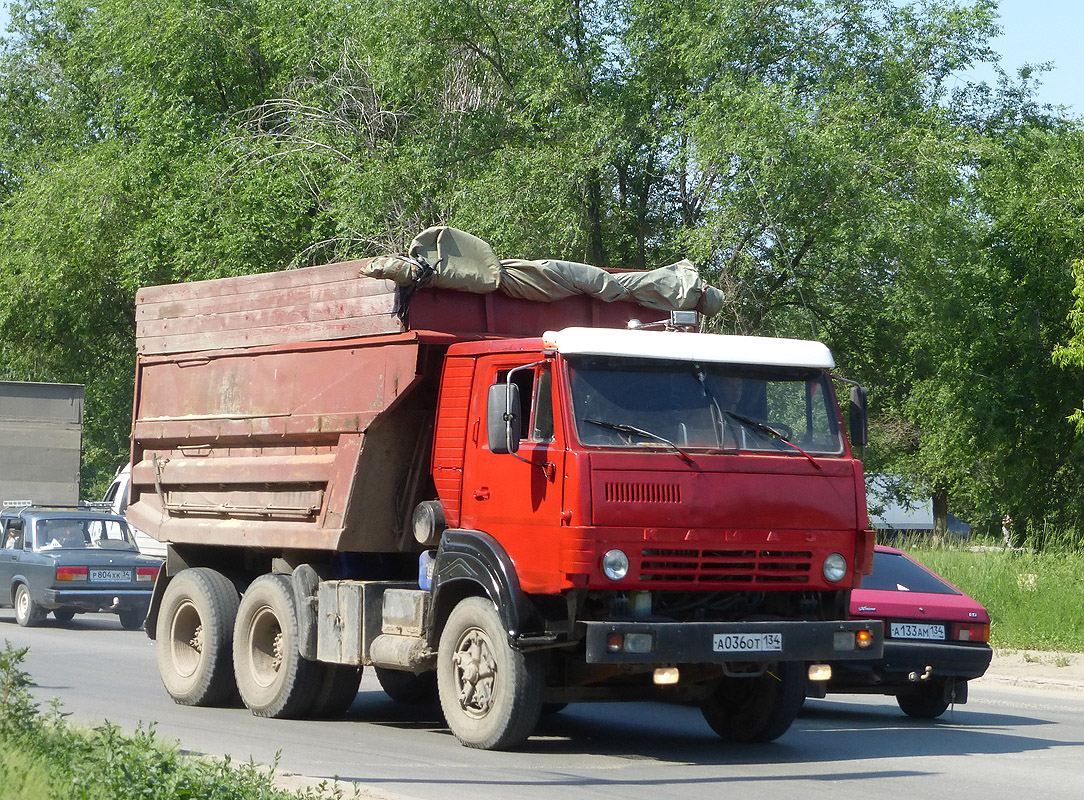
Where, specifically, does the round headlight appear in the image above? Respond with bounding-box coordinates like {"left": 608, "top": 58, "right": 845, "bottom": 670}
{"left": 823, "top": 552, "right": 847, "bottom": 583}
{"left": 602, "top": 549, "right": 630, "bottom": 581}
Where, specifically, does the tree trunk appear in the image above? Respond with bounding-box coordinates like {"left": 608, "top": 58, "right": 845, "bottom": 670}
{"left": 932, "top": 486, "right": 948, "bottom": 544}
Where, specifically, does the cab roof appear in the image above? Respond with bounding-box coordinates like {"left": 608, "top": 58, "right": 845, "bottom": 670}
{"left": 541, "top": 327, "right": 836, "bottom": 369}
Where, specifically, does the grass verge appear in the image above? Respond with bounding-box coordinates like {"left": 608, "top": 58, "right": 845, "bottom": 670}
{"left": 904, "top": 543, "right": 1084, "bottom": 651}
{"left": 0, "top": 642, "right": 350, "bottom": 800}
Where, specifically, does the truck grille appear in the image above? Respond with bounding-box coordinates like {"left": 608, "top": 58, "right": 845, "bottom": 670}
{"left": 639, "top": 548, "right": 813, "bottom": 585}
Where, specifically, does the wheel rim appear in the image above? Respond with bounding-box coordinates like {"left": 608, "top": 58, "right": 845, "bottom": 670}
{"left": 451, "top": 625, "right": 498, "bottom": 719}
{"left": 247, "top": 604, "right": 284, "bottom": 689}
{"left": 15, "top": 586, "right": 28, "bottom": 620}
{"left": 169, "top": 599, "right": 204, "bottom": 680}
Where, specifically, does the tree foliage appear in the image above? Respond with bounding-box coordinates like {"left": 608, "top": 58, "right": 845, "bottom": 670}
{"left": 1, "top": 0, "right": 1084, "bottom": 547}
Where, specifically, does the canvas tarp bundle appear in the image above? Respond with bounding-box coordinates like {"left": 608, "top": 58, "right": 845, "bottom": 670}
{"left": 360, "top": 226, "right": 725, "bottom": 316}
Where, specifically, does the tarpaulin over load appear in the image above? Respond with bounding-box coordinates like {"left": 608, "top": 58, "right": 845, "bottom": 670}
{"left": 360, "top": 226, "right": 726, "bottom": 317}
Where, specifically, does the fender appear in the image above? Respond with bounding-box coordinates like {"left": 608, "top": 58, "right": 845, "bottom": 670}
{"left": 429, "top": 529, "right": 537, "bottom": 647}
{"left": 7, "top": 575, "right": 31, "bottom": 605}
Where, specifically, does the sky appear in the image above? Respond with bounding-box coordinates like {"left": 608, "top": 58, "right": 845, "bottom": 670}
{"left": 965, "top": 0, "right": 1084, "bottom": 116}
{"left": 0, "top": 1, "right": 1079, "bottom": 113}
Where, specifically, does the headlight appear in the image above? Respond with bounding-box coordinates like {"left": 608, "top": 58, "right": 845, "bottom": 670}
{"left": 823, "top": 552, "right": 847, "bottom": 582}
{"left": 602, "top": 549, "right": 630, "bottom": 581}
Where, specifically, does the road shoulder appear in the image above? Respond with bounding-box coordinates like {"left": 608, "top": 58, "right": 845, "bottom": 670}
{"left": 978, "top": 648, "right": 1084, "bottom": 692}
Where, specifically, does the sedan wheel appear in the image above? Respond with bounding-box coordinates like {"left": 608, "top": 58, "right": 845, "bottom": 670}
{"left": 14, "top": 584, "right": 45, "bottom": 628}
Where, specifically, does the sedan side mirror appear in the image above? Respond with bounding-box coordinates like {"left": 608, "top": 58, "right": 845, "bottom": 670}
{"left": 487, "top": 382, "right": 521, "bottom": 454}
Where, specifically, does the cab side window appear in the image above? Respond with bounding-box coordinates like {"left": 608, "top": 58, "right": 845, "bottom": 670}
{"left": 495, "top": 365, "right": 554, "bottom": 444}
{"left": 531, "top": 367, "right": 554, "bottom": 443}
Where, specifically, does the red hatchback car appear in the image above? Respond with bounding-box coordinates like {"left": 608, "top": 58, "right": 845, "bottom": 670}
{"left": 814, "top": 545, "right": 993, "bottom": 718}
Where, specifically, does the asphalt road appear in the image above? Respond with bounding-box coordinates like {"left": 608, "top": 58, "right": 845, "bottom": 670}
{"left": 2, "top": 610, "right": 1082, "bottom": 800}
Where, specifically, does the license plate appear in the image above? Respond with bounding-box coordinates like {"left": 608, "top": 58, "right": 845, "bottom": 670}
{"left": 713, "top": 632, "right": 783, "bottom": 653}
{"left": 890, "top": 622, "right": 945, "bottom": 640}
{"left": 89, "top": 568, "right": 131, "bottom": 583}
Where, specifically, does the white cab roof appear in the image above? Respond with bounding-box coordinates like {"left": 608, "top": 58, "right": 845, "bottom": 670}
{"left": 542, "top": 327, "right": 835, "bottom": 369}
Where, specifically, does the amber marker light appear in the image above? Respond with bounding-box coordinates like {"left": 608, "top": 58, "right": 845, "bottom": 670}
{"left": 856, "top": 629, "right": 874, "bottom": 649}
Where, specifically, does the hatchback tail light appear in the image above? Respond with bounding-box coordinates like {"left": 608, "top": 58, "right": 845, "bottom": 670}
{"left": 136, "top": 567, "right": 160, "bottom": 582}
{"left": 56, "top": 566, "right": 88, "bottom": 582}
{"left": 952, "top": 622, "right": 990, "bottom": 642}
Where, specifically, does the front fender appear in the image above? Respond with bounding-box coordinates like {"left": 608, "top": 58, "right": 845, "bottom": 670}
{"left": 429, "top": 530, "right": 538, "bottom": 647}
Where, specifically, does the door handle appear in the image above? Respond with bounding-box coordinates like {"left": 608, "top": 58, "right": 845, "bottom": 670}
{"left": 473, "top": 488, "right": 490, "bottom": 501}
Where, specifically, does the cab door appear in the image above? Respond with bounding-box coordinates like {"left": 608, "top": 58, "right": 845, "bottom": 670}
{"left": 459, "top": 358, "right": 566, "bottom": 591}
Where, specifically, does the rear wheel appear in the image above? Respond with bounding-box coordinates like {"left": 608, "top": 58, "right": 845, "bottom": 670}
{"left": 376, "top": 667, "right": 438, "bottom": 706}
{"left": 119, "top": 608, "right": 145, "bottom": 631}
{"left": 699, "top": 661, "right": 806, "bottom": 743}
{"left": 897, "top": 681, "right": 952, "bottom": 719}
{"left": 233, "top": 574, "right": 319, "bottom": 719}
{"left": 436, "top": 597, "right": 543, "bottom": 750}
{"left": 52, "top": 608, "right": 76, "bottom": 623}
{"left": 308, "top": 663, "right": 363, "bottom": 718}
{"left": 14, "top": 584, "right": 45, "bottom": 627}
{"left": 156, "top": 568, "right": 240, "bottom": 706}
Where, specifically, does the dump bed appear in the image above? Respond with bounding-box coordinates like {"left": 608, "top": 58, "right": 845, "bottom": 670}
{"left": 128, "top": 259, "right": 654, "bottom": 553}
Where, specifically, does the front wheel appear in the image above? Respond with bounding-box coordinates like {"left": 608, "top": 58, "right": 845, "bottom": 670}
{"left": 14, "top": 584, "right": 45, "bottom": 627}
{"left": 155, "top": 568, "right": 240, "bottom": 706}
{"left": 699, "top": 661, "right": 806, "bottom": 743}
{"left": 436, "top": 597, "right": 543, "bottom": 750}
{"left": 232, "top": 574, "right": 319, "bottom": 719}
{"left": 53, "top": 608, "right": 76, "bottom": 623}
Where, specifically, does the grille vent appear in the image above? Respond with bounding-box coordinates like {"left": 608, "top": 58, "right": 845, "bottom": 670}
{"left": 604, "top": 482, "right": 682, "bottom": 504}
{"left": 639, "top": 548, "right": 813, "bottom": 585}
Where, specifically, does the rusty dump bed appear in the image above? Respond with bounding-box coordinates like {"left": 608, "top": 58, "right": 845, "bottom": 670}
{"left": 129, "top": 259, "right": 651, "bottom": 553}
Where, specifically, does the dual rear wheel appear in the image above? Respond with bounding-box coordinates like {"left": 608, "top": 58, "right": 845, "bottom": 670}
{"left": 156, "top": 569, "right": 360, "bottom": 718}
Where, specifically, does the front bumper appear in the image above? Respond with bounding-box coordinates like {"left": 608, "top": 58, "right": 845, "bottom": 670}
{"left": 827, "top": 639, "right": 993, "bottom": 687}
{"left": 584, "top": 619, "right": 883, "bottom": 664}
{"left": 40, "top": 587, "right": 153, "bottom": 612}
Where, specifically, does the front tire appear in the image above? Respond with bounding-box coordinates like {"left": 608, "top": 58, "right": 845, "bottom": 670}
{"left": 156, "top": 568, "right": 240, "bottom": 706}
{"left": 699, "top": 661, "right": 806, "bottom": 743}
{"left": 232, "top": 574, "right": 319, "bottom": 719}
{"left": 14, "top": 584, "right": 45, "bottom": 627}
{"left": 436, "top": 596, "right": 543, "bottom": 750}
{"left": 53, "top": 608, "right": 76, "bottom": 623}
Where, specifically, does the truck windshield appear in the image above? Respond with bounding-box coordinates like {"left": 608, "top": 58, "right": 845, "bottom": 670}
{"left": 566, "top": 355, "right": 844, "bottom": 455}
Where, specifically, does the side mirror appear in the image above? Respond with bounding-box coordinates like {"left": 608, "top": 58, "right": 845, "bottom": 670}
{"left": 487, "top": 382, "right": 521, "bottom": 454}
{"left": 848, "top": 385, "right": 869, "bottom": 449}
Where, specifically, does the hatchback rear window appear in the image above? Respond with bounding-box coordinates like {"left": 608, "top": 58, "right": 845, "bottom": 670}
{"left": 860, "top": 551, "right": 960, "bottom": 595}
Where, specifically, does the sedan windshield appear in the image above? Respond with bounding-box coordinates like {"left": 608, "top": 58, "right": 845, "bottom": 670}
{"left": 35, "top": 518, "right": 139, "bottom": 551}
{"left": 860, "top": 551, "right": 960, "bottom": 595}
{"left": 566, "top": 355, "right": 844, "bottom": 455}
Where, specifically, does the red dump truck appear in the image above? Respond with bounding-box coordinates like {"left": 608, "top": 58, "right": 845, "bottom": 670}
{"left": 131, "top": 230, "right": 881, "bottom": 750}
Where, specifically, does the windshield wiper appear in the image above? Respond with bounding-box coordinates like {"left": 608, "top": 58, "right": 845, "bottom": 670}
{"left": 584, "top": 419, "right": 695, "bottom": 465}
{"left": 723, "top": 411, "right": 822, "bottom": 470}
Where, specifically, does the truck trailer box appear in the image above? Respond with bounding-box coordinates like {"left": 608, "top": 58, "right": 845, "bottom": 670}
{"left": 0, "top": 381, "right": 84, "bottom": 506}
